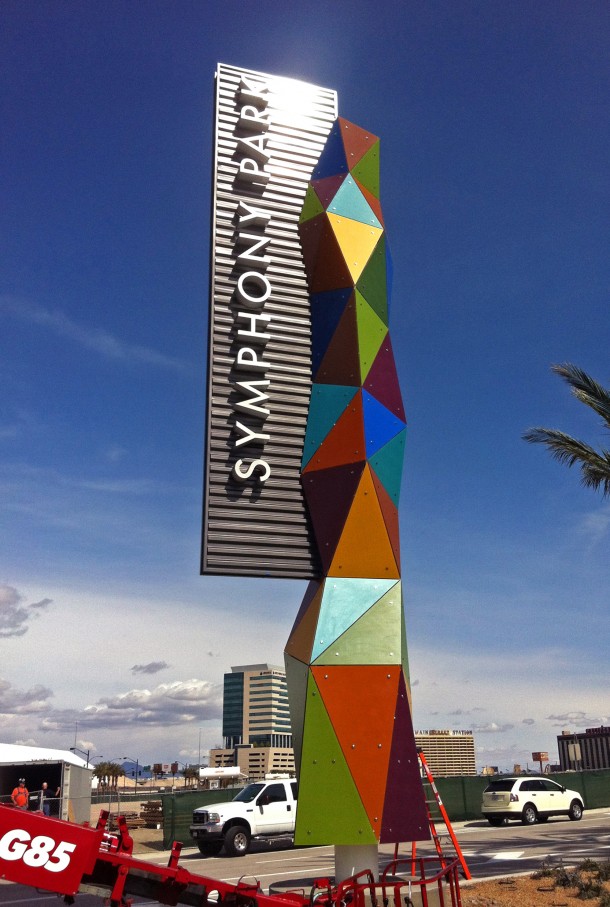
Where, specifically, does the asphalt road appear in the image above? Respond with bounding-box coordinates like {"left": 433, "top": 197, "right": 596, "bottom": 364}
{"left": 1, "top": 809, "right": 609, "bottom": 904}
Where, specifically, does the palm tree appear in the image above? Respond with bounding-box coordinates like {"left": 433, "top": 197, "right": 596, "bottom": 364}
{"left": 523, "top": 363, "right": 610, "bottom": 497}
{"left": 93, "top": 761, "right": 125, "bottom": 790}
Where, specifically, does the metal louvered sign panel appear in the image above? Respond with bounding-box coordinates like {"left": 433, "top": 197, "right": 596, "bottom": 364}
{"left": 202, "top": 64, "right": 337, "bottom": 578}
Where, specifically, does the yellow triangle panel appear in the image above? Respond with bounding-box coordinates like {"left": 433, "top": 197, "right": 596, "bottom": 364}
{"left": 329, "top": 465, "right": 400, "bottom": 578}
{"left": 294, "top": 672, "right": 378, "bottom": 845}
{"left": 327, "top": 213, "right": 383, "bottom": 283}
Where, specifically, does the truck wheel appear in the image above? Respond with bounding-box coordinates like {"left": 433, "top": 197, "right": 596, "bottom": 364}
{"left": 224, "top": 825, "right": 251, "bottom": 857}
{"left": 197, "top": 841, "right": 223, "bottom": 856}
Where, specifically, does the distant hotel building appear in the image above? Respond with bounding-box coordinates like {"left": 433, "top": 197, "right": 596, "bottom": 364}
{"left": 209, "top": 664, "right": 294, "bottom": 781}
{"left": 415, "top": 730, "right": 476, "bottom": 777}
{"left": 558, "top": 727, "right": 610, "bottom": 771}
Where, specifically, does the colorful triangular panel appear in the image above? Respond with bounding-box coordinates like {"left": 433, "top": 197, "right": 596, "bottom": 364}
{"left": 380, "top": 671, "right": 430, "bottom": 843}
{"left": 338, "top": 118, "right": 380, "bottom": 170}
{"left": 363, "top": 334, "right": 406, "bottom": 421}
{"left": 312, "top": 582, "right": 403, "bottom": 666}
{"left": 310, "top": 577, "right": 397, "bottom": 662}
{"left": 355, "top": 291, "right": 388, "bottom": 381}
{"left": 313, "top": 300, "right": 362, "bottom": 385}
{"left": 312, "top": 665, "right": 400, "bottom": 833}
{"left": 351, "top": 140, "right": 381, "bottom": 197}
{"left": 284, "top": 653, "right": 309, "bottom": 773}
{"left": 285, "top": 581, "right": 324, "bottom": 664}
{"left": 362, "top": 389, "right": 406, "bottom": 458}
{"left": 295, "top": 672, "right": 377, "bottom": 844}
{"left": 302, "top": 389, "right": 365, "bottom": 472}
{"left": 368, "top": 429, "right": 406, "bottom": 505}
{"left": 328, "top": 465, "right": 400, "bottom": 579}
{"left": 301, "top": 463, "right": 365, "bottom": 574}
{"left": 327, "top": 213, "right": 383, "bottom": 284}
{"left": 301, "top": 384, "right": 359, "bottom": 470}
{"left": 299, "top": 184, "right": 325, "bottom": 223}
{"left": 312, "top": 119, "right": 349, "bottom": 180}
{"left": 328, "top": 175, "right": 382, "bottom": 228}
{"left": 310, "top": 288, "right": 353, "bottom": 374}
{"left": 356, "top": 233, "right": 389, "bottom": 323}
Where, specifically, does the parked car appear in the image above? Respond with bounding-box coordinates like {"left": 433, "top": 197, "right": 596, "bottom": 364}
{"left": 189, "top": 777, "right": 297, "bottom": 856}
{"left": 482, "top": 776, "right": 584, "bottom": 826}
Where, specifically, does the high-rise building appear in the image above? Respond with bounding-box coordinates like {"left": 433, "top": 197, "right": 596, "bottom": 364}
{"left": 558, "top": 727, "right": 610, "bottom": 770}
{"left": 210, "top": 664, "right": 294, "bottom": 781}
{"left": 415, "top": 730, "right": 476, "bottom": 777}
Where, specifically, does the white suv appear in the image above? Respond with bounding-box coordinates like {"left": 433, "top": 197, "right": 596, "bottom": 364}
{"left": 482, "top": 776, "right": 584, "bottom": 826}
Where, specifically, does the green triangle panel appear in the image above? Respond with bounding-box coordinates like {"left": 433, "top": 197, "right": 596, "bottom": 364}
{"left": 356, "top": 233, "right": 388, "bottom": 323}
{"left": 284, "top": 654, "right": 309, "bottom": 775}
{"left": 328, "top": 175, "right": 382, "bottom": 228}
{"left": 355, "top": 178, "right": 385, "bottom": 228}
{"left": 368, "top": 430, "right": 406, "bottom": 505}
{"left": 400, "top": 604, "right": 411, "bottom": 682}
{"left": 314, "top": 299, "right": 362, "bottom": 386}
{"left": 363, "top": 334, "right": 406, "bottom": 422}
{"left": 310, "top": 578, "right": 397, "bottom": 662}
{"left": 312, "top": 119, "right": 349, "bottom": 180}
{"left": 299, "top": 184, "right": 325, "bottom": 223}
{"left": 312, "top": 173, "right": 346, "bottom": 209}
{"left": 312, "top": 582, "right": 403, "bottom": 665}
{"left": 351, "top": 140, "right": 380, "bottom": 198}
{"left": 301, "top": 385, "right": 359, "bottom": 469}
{"left": 301, "top": 463, "right": 365, "bottom": 574}
{"left": 380, "top": 671, "right": 430, "bottom": 844}
{"left": 355, "top": 291, "right": 388, "bottom": 381}
{"left": 294, "top": 672, "right": 377, "bottom": 845}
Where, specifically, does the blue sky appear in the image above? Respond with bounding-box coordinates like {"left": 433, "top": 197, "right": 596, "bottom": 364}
{"left": 1, "top": 0, "right": 608, "bottom": 773}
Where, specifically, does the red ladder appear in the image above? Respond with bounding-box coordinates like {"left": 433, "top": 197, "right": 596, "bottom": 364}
{"left": 395, "top": 750, "right": 471, "bottom": 880}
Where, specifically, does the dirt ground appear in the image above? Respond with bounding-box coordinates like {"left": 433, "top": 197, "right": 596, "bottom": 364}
{"left": 461, "top": 874, "right": 610, "bottom": 907}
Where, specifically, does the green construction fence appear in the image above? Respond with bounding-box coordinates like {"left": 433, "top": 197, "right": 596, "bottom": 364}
{"left": 161, "top": 770, "right": 610, "bottom": 848}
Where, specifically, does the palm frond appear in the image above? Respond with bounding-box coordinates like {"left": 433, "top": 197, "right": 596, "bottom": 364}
{"left": 552, "top": 363, "right": 610, "bottom": 428}
{"left": 522, "top": 428, "right": 610, "bottom": 497}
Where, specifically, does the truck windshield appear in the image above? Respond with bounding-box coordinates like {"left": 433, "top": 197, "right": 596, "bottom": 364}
{"left": 233, "top": 783, "right": 265, "bottom": 803}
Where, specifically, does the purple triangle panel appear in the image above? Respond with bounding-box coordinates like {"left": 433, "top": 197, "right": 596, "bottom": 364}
{"left": 380, "top": 672, "right": 430, "bottom": 844}
{"left": 301, "top": 462, "right": 365, "bottom": 574}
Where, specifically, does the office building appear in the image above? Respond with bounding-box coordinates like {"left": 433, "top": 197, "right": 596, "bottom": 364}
{"left": 210, "top": 664, "right": 294, "bottom": 781}
{"left": 558, "top": 727, "right": 610, "bottom": 771}
{"left": 415, "top": 730, "right": 476, "bottom": 777}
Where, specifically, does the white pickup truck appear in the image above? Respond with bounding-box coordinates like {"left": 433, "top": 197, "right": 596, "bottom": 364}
{"left": 189, "top": 778, "right": 298, "bottom": 856}
{"left": 189, "top": 778, "right": 298, "bottom": 857}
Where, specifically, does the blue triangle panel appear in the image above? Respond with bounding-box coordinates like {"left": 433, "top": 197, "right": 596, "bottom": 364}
{"left": 312, "top": 120, "right": 349, "bottom": 179}
{"left": 362, "top": 389, "right": 406, "bottom": 458}
{"left": 311, "top": 578, "right": 399, "bottom": 662}
{"left": 311, "top": 288, "right": 353, "bottom": 374}
{"left": 301, "top": 385, "right": 360, "bottom": 469}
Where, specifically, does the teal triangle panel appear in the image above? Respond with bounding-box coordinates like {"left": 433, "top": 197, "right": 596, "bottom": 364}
{"left": 311, "top": 578, "right": 398, "bottom": 662}
{"left": 301, "top": 385, "right": 359, "bottom": 469}
{"left": 327, "top": 175, "right": 382, "bottom": 228}
{"left": 369, "top": 430, "right": 406, "bottom": 505}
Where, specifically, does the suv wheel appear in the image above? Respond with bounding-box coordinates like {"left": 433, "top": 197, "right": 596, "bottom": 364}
{"left": 522, "top": 804, "right": 537, "bottom": 825}
{"left": 224, "top": 825, "right": 251, "bottom": 857}
{"left": 568, "top": 800, "right": 583, "bottom": 821}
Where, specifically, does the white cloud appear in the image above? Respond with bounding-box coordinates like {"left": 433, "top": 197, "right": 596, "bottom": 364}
{"left": 131, "top": 661, "right": 170, "bottom": 675}
{"left": 0, "top": 584, "right": 53, "bottom": 637}
{"left": 0, "top": 296, "right": 191, "bottom": 375}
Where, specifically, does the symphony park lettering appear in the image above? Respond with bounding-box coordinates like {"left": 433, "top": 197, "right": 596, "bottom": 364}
{"left": 231, "top": 76, "right": 275, "bottom": 485}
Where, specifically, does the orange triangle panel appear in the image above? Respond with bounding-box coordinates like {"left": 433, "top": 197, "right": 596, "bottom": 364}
{"left": 312, "top": 665, "right": 400, "bottom": 833}
{"left": 329, "top": 465, "right": 400, "bottom": 578}
{"left": 301, "top": 463, "right": 366, "bottom": 574}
